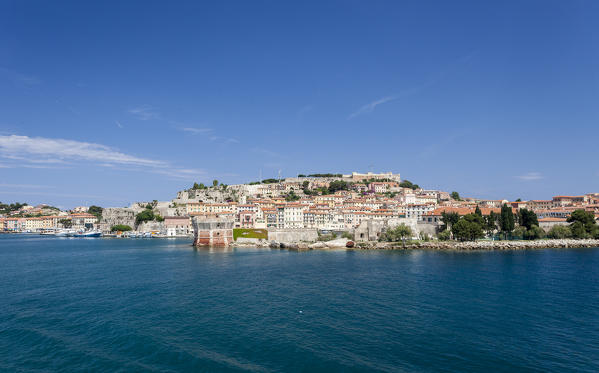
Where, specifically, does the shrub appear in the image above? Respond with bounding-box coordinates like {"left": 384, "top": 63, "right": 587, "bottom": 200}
{"left": 341, "top": 231, "right": 354, "bottom": 240}
{"left": 111, "top": 224, "right": 132, "bottom": 232}
{"left": 437, "top": 230, "right": 451, "bottom": 241}
{"left": 547, "top": 225, "right": 571, "bottom": 239}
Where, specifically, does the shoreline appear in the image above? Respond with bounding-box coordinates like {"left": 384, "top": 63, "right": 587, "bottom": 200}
{"left": 232, "top": 238, "right": 599, "bottom": 251}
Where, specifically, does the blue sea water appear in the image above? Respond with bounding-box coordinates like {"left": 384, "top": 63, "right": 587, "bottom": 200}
{"left": 0, "top": 234, "right": 598, "bottom": 372}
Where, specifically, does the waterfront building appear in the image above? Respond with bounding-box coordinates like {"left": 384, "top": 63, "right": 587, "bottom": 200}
{"left": 163, "top": 216, "right": 191, "bottom": 236}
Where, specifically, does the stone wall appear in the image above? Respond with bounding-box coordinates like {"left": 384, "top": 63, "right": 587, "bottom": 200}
{"left": 354, "top": 218, "right": 437, "bottom": 241}
{"left": 100, "top": 207, "right": 136, "bottom": 233}
{"left": 191, "top": 216, "right": 234, "bottom": 247}
{"left": 267, "top": 229, "right": 318, "bottom": 243}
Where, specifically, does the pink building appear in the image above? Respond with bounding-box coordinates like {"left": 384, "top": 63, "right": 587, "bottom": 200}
{"left": 164, "top": 216, "right": 191, "bottom": 236}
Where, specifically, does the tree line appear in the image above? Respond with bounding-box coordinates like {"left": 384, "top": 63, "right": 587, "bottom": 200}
{"left": 437, "top": 204, "right": 598, "bottom": 241}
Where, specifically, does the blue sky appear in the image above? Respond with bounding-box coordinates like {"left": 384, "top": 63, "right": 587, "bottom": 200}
{"left": 1, "top": 0, "right": 598, "bottom": 208}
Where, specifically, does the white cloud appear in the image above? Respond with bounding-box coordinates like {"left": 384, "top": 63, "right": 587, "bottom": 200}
{"left": 0, "top": 135, "right": 166, "bottom": 167}
{"left": 180, "top": 127, "right": 212, "bottom": 134}
{"left": 252, "top": 147, "right": 279, "bottom": 158}
{"left": 209, "top": 135, "right": 239, "bottom": 144}
{"left": 153, "top": 167, "right": 206, "bottom": 179}
{"left": 517, "top": 172, "right": 543, "bottom": 181}
{"left": 348, "top": 96, "right": 396, "bottom": 119}
{"left": 129, "top": 105, "right": 159, "bottom": 120}
{"left": 0, "top": 67, "right": 41, "bottom": 86}
{"left": 0, "top": 135, "right": 205, "bottom": 180}
{"left": 0, "top": 183, "right": 54, "bottom": 189}
{"left": 116, "top": 120, "right": 123, "bottom": 128}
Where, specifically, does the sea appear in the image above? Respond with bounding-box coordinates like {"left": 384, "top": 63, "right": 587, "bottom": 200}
{"left": 1, "top": 234, "right": 598, "bottom": 372}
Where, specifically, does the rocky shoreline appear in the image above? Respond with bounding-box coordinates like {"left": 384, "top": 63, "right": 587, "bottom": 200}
{"left": 232, "top": 238, "right": 599, "bottom": 251}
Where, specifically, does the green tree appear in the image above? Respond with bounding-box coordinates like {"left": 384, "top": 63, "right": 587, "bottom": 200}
{"left": 518, "top": 208, "right": 539, "bottom": 230}
{"left": 382, "top": 224, "right": 413, "bottom": 245}
{"left": 450, "top": 191, "right": 461, "bottom": 201}
{"left": 516, "top": 198, "right": 522, "bottom": 202}
{"left": 499, "top": 204, "right": 515, "bottom": 239}
{"left": 441, "top": 212, "right": 460, "bottom": 232}
{"left": 328, "top": 180, "right": 349, "bottom": 193}
{"left": 399, "top": 180, "right": 420, "bottom": 190}
{"left": 88, "top": 205, "right": 103, "bottom": 220}
{"left": 513, "top": 226, "right": 527, "bottom": 239}
{"left": 135, "top": 209, "right": 155, "bottom": 225}
{"left": 111, "top": 224, "right": 132, "bottom": 232}
{"left": 437, "top": 230, "right": 451, "bottom": 241}
{"left": 59, "top": 218, "right": 72, "bottom": 228}
{"left": 212, "top": 179, "right": 219, "bottom": 187}
{"left": 475, "top": 205, "right": 482, "bottom": 216}
{"left": 452, "top": 216, "right": 484, "bottom": 241}
{"left": 567, "top": 209, "right": 598, "bottom": 238}
{"left": 285, "top": 190, "right": 301, "bottom": 202}
{"left": 524, "top": 225, "right": 545, "bottom": 240}
{"left": 485, "top": 212, "right": 498, "bottom": 237}
{"left": 547, "top": 225, "right": 571, "bottom": 239}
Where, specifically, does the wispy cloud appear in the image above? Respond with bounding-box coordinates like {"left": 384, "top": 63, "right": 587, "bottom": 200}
{"left": 297, "top": 105, "right": 313, "bottom": 118}
{"left": 0, "top": 67, "right": 41, "bottom": 87}
{"left": 348, "top": 51, "right": 478, "bottom": 120}
{"left": 129, "top": 105, "right": 159, "bottom": 121}
{"left": 116, "top": 120, "right": 123, "bottom": 128}
{"left": 209, "top": 136, "right": 239, "bottom": 144}
{"left": 348, "top": 96, "right": 396, "bottom": 119}
{"left": 0, "top": 183, "right": 55, "bottom": 189}
{"left": 0, "top": 135, "right": 166, "bottom": 167}
{"left": 0, "top": 135, "right": 204, "bottom": 180}
{"left": 179, "top": 127, "right": 212, "bottom": 134}
{"left": 252, "top": 147, "right": 280, "bottom": 158}
{"left": 517, "top": 172, "right": 544, "bottom": 181}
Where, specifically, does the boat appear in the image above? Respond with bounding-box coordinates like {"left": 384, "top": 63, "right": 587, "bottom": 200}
{"left": 73, "top": 230, "right": 102, "bottom": 238}
{"left": 55, "top": 229, "right": 75, "bottom": 237}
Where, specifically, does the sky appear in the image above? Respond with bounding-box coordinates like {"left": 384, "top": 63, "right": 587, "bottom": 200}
{"left": 1, "top": 0, "right": 598, "bottom": 209}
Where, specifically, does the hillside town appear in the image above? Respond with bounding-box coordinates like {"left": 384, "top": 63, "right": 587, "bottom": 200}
{"left": 2, "top": 171, "right": 599, "bottom": 243}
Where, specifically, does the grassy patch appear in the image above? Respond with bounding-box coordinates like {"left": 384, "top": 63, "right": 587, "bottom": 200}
{"left": 233, "top": 228, "right": 268, "bottom": 241}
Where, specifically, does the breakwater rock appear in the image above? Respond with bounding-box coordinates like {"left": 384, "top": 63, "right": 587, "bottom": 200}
{"left": 355, "top": 239, "right": 599, "bottom": 251}
{"left": 230, "top": 238, "right": 599, "bottom": 251}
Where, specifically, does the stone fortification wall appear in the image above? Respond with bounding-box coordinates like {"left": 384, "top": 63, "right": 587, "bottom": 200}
{"left": 136, "top": 221, "right": 164, "bottom": 233}
{"left": 268, "top": 229, "right": 318, "bottom": 243}
{"left": 354, "top": 218, "right": 438, "bottom": 241}
{"left": 191, "top": 216, "right": 234, "bottom": 247}
{"left": 100, "top": 207, "right": 135, "bottom": 233}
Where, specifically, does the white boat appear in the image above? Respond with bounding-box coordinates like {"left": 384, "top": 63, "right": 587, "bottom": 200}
{"left": 73, "top": 230, "right": 102, "bottom": 238}
{"left": 55, "top": 229, "right": 76, "bottom": 237}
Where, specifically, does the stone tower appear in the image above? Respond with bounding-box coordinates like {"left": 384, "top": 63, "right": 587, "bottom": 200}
{"left": 191, "top": 215, "right": 234, "bottom": 247}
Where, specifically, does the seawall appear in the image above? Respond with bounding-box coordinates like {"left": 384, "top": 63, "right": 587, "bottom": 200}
{"left": 355, "top": 239, "right": 599, "bottom": 251}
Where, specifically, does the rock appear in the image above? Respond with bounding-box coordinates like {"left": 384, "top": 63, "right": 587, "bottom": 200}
{"left": 308, "top": 242, "right": 326, "bottom": 249}
{"left": 297, "top": 243, "right": 309, "bottom": 250}
{"left": 324, "top": 238, "right": 350, "bottom": 248}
